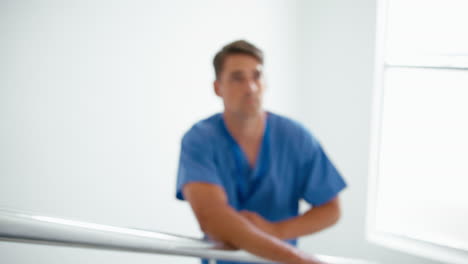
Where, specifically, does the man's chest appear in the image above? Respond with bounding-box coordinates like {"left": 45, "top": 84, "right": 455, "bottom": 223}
{"left": 238, "top": 140, "right": 261, "bottom": 168}
{"left": 214, "top": 146, "right": 303, "bottom": 209}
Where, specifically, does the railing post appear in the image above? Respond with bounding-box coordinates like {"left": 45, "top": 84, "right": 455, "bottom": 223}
{"left": 208, "top": 258, "right": 216, "bottom": 264}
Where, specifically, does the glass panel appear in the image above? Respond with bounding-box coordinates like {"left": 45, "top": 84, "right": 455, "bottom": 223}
{"left": 376, "top": 67, "right": 468, "bottom": 251}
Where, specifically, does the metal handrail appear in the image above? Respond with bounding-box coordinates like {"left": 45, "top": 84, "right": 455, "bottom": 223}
{"left": 0, "top": 208, "right": 374, "bottom": 264}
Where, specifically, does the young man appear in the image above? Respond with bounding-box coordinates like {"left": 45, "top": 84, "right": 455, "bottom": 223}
{"left": 176, "top": 40, "right": 347, "bottom": 264}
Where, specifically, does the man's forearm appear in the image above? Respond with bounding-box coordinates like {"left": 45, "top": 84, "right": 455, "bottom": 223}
{"left": 183, "top": 183, "right": 325, "bottom": 263}
{"left": 276, "top": 198, "right": 341, "bottom": 240}
{"left": 199, "top": 205, "right": 321, "bottom": 264}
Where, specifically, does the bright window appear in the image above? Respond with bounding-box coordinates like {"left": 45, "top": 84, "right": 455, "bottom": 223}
{"left": 367, "top": 0, "right": 468, "bottom": 263}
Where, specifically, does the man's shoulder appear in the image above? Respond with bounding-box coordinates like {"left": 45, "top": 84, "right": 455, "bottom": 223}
{"left": 183, "top": 113, "right": 223, "bottom": 142}
{"left": 268, "top": 112, "right": 322, "bottom": 152}
{"left": 269, "top": 112, "right": 312, "bottom": 137}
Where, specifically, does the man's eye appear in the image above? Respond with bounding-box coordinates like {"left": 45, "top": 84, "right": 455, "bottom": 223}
{"left": 232, "top": 76, "right": 243, "bottom": 82}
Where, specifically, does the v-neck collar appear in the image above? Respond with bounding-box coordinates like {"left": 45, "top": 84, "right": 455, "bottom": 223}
{"left": 220, "top": 112, "right": 271, "bottom": 206}
{"left": 220, "top": 112, "right": 270, "bottom": 170}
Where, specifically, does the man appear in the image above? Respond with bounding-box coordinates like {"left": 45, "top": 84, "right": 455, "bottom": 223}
{"left": 176, "top": 40, "right": 347, "bottom": 264}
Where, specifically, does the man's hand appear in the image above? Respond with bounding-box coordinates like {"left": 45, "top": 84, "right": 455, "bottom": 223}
{"left": 239, "top": 210, "right": 283, "bottom": 239}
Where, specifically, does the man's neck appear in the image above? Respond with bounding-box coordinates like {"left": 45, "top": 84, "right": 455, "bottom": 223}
{"left": 223, "top": 110, "right": 266, "bottom": 142}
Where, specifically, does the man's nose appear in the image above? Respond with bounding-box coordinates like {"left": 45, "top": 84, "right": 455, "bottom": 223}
{"left": 246, "top": 80, "right": 258, "bottom": 94}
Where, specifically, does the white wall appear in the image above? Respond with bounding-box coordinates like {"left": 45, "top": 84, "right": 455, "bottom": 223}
{"left": 0, "top": 1, "right": 444, "bottom": 264}
{"left": 0, "top": 1, "right": 297, "bottom": 263}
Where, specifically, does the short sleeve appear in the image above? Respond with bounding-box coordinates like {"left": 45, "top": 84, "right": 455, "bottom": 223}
{"left": 301, "top": 133, "right": 347, "bottom": 207}
{"left": 175, "top": 128, "right": 223, "bottom": 201}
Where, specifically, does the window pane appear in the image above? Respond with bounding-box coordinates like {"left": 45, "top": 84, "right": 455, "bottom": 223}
{"left": 386, "top": 0, "right": 468, "bottom": 64}
{"left": 376, "top": 67, "right": 468, "bottom": 251}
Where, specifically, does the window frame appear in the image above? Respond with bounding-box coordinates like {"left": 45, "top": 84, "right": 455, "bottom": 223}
{"left": 366, "top": 0, "right": 468, "bottom": 263}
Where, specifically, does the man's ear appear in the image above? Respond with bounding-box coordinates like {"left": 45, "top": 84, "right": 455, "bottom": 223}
{"left": 213, "top": 80, "right": 222, "bottom": 97}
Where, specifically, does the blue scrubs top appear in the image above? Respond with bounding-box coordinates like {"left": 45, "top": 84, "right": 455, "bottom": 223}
{"left": 176, "top": 112, "right": 347, "bottom": 264}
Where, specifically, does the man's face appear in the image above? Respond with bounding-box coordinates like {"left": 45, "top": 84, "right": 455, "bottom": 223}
{"left": 214, "top": 54, "right": 265, "bottom": 118}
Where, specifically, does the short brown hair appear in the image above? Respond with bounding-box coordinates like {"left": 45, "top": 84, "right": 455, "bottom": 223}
{"left": 213, "top": 40, "right": 264, "bottom": 80}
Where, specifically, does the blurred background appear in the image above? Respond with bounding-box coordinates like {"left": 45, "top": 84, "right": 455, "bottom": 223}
{"left": 2, "top": 0, "right": 466, "bottom": 263}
